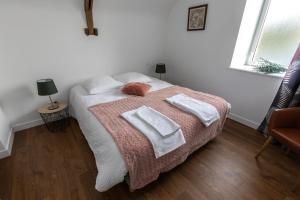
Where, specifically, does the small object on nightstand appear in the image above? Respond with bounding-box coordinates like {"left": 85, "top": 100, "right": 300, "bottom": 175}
{"left": 38, "top": 101, "right": 69, "bottom": 133}
{"left": 156, "top": 63, "right": 166, "bottom": 80}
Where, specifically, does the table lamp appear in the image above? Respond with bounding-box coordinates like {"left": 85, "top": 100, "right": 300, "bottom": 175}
{"left": 156, "top": 63, "right": 166, "bottom": 80}
{"left": 37, "top": 79, "right": 59, "bottom": 110}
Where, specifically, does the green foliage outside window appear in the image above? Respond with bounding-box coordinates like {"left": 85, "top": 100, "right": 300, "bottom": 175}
{"left": 254, "top": 58, "right": 287, "bottom": 74}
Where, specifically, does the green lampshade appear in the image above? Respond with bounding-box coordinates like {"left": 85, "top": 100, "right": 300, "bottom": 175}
{"left": 37, "top": 79, "right": 58, "bottom": 96}
{"left": 156, "top": 63, "right": 166, "bottom": 74}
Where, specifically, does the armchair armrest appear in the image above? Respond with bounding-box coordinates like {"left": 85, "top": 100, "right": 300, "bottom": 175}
{"left": 269, "top": 108, "right": 300, "bottom": 131}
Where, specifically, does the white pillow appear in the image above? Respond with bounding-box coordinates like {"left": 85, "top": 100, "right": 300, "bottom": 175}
{"left": 83, "top": 76, "right": 123, "bottom": 95}
{"left": 112, "top": 72, "right": 152, "bottom": 84}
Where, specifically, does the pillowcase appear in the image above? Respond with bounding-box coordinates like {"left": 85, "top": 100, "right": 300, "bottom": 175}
{"left": 122, "top": 82, "right": 151, "bottom": 97}
{"left": 83, "top": 76, "right": 123, "bottom": 95}
{"left": 112, "top": 72, "right": 152, "bottom": 84}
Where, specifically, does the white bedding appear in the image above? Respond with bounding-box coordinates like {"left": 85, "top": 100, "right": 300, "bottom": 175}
{"left": 69, "top": 78, "right": 173, "bottom": 192}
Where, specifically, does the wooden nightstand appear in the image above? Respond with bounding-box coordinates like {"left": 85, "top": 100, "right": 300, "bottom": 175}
{"left": 38, "top": 101, "right": 70, "bottom": 132}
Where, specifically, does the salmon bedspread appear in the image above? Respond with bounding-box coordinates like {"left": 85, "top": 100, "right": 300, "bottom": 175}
{"left": 89, "top": 86, "right": 230, "bottom": 190}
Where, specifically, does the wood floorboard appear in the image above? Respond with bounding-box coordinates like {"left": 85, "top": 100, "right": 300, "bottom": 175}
{"left": 0, "top": 119, "right": 299, "bottom": 200}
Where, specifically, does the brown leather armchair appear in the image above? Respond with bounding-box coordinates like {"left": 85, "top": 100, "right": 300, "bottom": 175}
{"left": 255, "top": 108, "right": 300, "bottom": 191}
{"left": 255, "top": 107, "right": 300, "bottom": 159}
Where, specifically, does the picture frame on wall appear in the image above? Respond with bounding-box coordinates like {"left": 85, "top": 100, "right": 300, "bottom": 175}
{"left": 187, "top": 4, "right": 208, "bottom": 31}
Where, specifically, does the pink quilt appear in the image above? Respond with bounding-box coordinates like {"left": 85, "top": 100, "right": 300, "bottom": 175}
{"left": 89, "top": 86, "right": 230, "bottom": 190}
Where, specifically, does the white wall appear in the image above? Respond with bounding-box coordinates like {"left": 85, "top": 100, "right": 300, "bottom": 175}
{"left": 0, "top": 106, "right": 11, "bottom": 156}
{"left": 0, "top": 0, "right": 175, "bottom": 128}
{"left": 0, "top": 0, "right": 285, "bottom": 131}
{"left": 166, "top": 0, "right": 283, "bottom": 128}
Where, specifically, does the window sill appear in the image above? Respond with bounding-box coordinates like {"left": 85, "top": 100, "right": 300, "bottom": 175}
{"left": 229, "top": 65, "right": 285, "bottom": 79}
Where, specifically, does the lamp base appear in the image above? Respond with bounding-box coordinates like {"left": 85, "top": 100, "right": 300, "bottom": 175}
{"left": 48, "top": 103, "right": 59, "bottom": 110}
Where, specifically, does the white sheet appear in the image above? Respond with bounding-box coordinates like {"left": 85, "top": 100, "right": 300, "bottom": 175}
{"left": 122, "top": 106, "right": 185, "bottom": 158}
{"left": 69, "top": 78, "right": 173, "bottom": 192}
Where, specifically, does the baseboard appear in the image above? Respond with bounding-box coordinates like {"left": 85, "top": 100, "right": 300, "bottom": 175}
{"left": 0, "top": 128, "right": 14, "bottom": 159}
{"left": 2, "top": 112, "right": 257, "bottom": 159}
{"left": 228, "top": 112, "right": 260, "bottom": 129}
{"left": 10, "top": 112, "right": 258, "bottom": 136}
{"left": 1, "top": 118, "right": 42, "bottom": 158}
{"left": 13, "top": 118, "right": 44, "bottom": 132}
{"left": 0, "top": 149, "right": 9, "bottom": 159}
{"left": 12, "top": 114, "right": 259, "bottom": 131}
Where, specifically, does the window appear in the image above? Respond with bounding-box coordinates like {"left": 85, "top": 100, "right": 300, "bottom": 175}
{"left": 231, "top": 0, "right": 300, "bottom": 76}
{"left": 249, "top": 0, "right": 300, "bottom": 67}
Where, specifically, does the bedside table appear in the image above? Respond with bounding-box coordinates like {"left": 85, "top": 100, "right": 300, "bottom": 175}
{"left": 38, "top": 101, "right": 70, "bottom": 132}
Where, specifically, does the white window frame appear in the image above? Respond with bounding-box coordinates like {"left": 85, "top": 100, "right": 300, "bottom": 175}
{"left": 230, "top": 0, "right": 284, "bottom": 78}
{"left": 246, "top": 0, "right": 271, "bottom": 65}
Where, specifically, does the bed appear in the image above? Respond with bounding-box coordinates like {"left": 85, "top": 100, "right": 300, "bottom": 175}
{"left": 69, "top": 75, "right": 230, "bottom": 192}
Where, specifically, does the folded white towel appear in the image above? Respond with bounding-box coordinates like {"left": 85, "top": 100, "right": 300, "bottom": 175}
{"left": 136, "top": 106, "right": 181, "bottom": 137}
{"left": 166, "top": 94, "right": 220, "bottom": 127}
{"left": 121, "top": 107, "right": 186, "bottom": 158}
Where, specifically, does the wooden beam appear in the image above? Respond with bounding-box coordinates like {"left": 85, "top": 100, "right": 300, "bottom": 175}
{"left": 84, "top": 0, "right": 98, "bottom": 36}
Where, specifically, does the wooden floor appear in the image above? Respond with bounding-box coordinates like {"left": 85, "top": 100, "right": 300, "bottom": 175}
{"left": 0, "top": 119, "right": 300, "bottom": 200}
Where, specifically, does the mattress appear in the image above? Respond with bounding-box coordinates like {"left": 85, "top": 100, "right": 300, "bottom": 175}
{"left": 69, "top": 78, "right": 173, "bottom": 192}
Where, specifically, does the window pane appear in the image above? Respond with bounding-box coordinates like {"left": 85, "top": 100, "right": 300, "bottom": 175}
{"left": 253, "top": 0, "right": 300, "bottom": 67}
